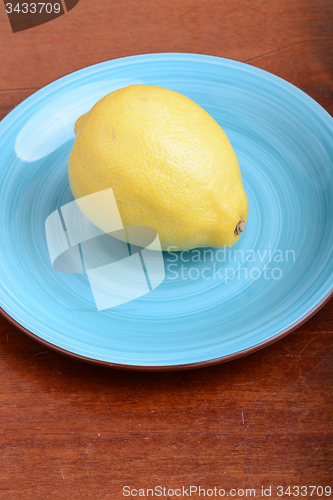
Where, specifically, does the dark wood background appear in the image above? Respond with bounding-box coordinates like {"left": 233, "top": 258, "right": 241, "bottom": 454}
{"left": 0, "top": 1, "right": 332, "bottom": 498}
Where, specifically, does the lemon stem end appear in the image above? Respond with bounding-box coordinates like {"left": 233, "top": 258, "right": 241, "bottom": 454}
{"left": 234, "top": 220, "right": 246, "bottom": 236}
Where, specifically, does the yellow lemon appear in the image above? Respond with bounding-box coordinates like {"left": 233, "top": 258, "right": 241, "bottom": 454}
{"left": 68, "top": 85, "right": 248, "bottom": 251}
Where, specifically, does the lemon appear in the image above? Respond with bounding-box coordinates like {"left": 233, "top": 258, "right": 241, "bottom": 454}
{"left": 68, "top": 85, "right": 248, "bottom": 251}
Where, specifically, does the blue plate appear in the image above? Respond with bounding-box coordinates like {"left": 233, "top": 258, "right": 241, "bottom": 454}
{"left": 0, "top": 53, "right": 332, "bottom": 369}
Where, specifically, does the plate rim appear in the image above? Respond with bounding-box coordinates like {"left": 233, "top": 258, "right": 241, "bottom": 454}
{"left": 0, "top": 52, "right": 333, "bottom": 370}
{"left": 1, "top": 290, "right": 332, "bottom": 371}
{"left": 1, "top": 51, "right": 333, "bottom": 129}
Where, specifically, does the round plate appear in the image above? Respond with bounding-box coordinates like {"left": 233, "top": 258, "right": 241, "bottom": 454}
{"left": 0, "top": 53, "right": 332, "bottom": 370}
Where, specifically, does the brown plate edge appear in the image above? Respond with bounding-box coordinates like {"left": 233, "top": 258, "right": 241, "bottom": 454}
{"left": 1, "top": 288, "right": 332, "bottom": 372}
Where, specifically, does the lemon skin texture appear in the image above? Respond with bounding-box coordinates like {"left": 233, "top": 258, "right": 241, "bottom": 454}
{"left": 68, "top": 85, "right": 248, "bottom": 251}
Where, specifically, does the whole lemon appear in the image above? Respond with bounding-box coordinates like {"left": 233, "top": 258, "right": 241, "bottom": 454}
{"left": 68, "top": 85, "right": 248, "bottom": 251}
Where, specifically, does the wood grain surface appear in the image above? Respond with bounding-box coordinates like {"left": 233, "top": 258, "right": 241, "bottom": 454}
{"left": 0, "top": 0, "right": 332, "bottom": 498}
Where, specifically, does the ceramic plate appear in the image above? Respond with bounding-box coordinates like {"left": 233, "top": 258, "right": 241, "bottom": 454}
{"left": 0, "top": 53, "right": 332, "bottom": 370}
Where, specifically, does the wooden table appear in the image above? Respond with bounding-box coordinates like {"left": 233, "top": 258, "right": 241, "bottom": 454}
{"left": 0, "top": 1, "right": 332, "bottom": 498}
